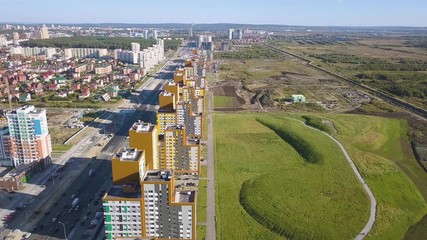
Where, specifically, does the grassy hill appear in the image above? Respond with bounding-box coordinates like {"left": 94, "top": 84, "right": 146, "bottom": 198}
{"left": 214, "top": 113, "right": 427, "bottom": 240}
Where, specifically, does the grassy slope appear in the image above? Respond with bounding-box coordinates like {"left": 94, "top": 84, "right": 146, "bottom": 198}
{"left": 323, "top": 114, "right": 427, "bottom": 239}
{"left": 215, "top": 114, "right": 369, "bottom": 240}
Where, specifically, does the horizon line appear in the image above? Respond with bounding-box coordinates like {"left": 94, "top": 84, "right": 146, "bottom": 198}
{"left": 0, "top": 21, "right": 426, "bottom": 28}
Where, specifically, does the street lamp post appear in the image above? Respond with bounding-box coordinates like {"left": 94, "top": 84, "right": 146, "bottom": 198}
{"left": 58, "top": 221, "right": 67, "bottom": 240}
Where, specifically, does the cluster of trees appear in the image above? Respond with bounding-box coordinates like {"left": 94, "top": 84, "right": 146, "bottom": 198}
{"left": 384, "top": 84, "right": 426, "bottom": 98}
{"left": 407, "top": 40, "right": 427, "bottom": 49}
{"left": 356, "top": 61, "right": 427, "bottom": 71}
{"left": 216, "top": 46, "right": 281, "bottom": 59}
{"left": 22, "top": 37, "right": 156, "bottom": 50}
{"left": 22, "top": 36, "right": 181, "bottom": 51}
{"left": 163, "top": 39, "right": 181, "bottom": 50}
{"left": 354, "top": 71, "right": 427, "bottom": 82}
{"left": 310, "top": 53, "right": 383, "bottom": 65}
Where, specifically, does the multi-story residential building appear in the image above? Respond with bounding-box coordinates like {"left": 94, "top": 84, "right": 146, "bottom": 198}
{"left": 0, "top": 127, "right": 12, "bottom": 166}
{"left": 228, "top": 28, "right": 234, "bottom": 40}
{"left": 159, "top": 125, "right": 200, "bottom": 173}
{"left": 129, "top": 121, "right": 159, "bottom": 170}
{"left": 10, "top": 46, "right": 56, "bottom": 58}
{"left": 103, "top": 152, "right": 196, "bottom": 239}
{"left": 64, "top": 48, "right": 108, "bottom": 59}
{"left": 176, "top": 102, "right": 202, "bottom": 137}
{"left": 157, "top": 93, "right": 202, "bottom": 138}
{"left": 112, "top": 148, "right": 146, "bottom": 184}
{"left": 34, "top": 24, "right": 49, "bottom": 39}
{"left": 195, "top": 34, "right": 213, "bottom": 51}
{"left": 141, "top": 170, "right": 195, "bottom": 239}
{"left": 114, "top": 40, "right": 164, "bottom": 72}
{"left": 73, "top": 64, "right": 87, "bottom": 73}
{"left": 0, "top": 35, "right": 8, "bottom": 46}
{"left": 5, "top": 105, "right": 52, "bottom": 167}
{"left": 95, "top": 65, "right": 112, "bottom": 75}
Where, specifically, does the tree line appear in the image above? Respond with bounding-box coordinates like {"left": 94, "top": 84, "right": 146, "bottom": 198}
{"left": 21, "top": 37, "right": 181, "bottom": 51}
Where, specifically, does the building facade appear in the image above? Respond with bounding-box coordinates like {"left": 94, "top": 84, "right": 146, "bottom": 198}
{"left": 6, "top": 105, "right": 52, "bottom": 167}
{"left": 129, "top": 121, "right": 159, "bottom": 170}
{"left": 0, "top": 127, "right": 12, "bottom": 166}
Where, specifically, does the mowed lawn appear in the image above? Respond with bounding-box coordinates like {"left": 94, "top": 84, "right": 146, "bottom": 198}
{"left": 214, "top": 114, "right": 369, "bottom": 240}
{"left": 325, "top": 114, "right": 427, "bottom": 240}
{"left": 213, "top": 96, "right": 237, "bottom": 108}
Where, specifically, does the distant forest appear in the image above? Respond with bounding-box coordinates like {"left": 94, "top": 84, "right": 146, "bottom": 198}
{"left": 21, "top": 37, "right": 181, "bottom": 50}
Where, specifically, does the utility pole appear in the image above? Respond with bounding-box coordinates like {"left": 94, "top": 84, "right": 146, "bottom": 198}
{"left": 59, "top": 221, "right": 67, "bottom": 240}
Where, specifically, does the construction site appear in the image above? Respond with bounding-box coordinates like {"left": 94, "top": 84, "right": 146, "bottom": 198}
{"left": 211, "top": 55, "right": 372, "bottom": 113}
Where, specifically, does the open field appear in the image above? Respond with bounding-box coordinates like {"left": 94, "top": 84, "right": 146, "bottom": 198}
{"left": 214, "top": 113, "right": 369, "bottom": 240}
{"left": 215, "top": 113, "right": 427, "bottom": 240}
{"left": 321, "top": 114, "right": 427, "bottom": 239}
{"left": 213, "top": 96, "right": 238, "bottom": 108}
{"left": 270, "top": 38, "right": 427, "bottom": 108}
{"left": 214, "top": 45, "right": 375, "bottom": 113}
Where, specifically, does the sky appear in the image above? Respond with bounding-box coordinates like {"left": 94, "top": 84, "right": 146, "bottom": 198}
{"left": 1, "top": 0, "right": 426, "bottom": 26}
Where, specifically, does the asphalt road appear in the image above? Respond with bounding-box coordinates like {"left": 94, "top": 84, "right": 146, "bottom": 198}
{"left": 22, "top": 47, "right": 188, "bottom": 240}
{"left": 205, "top": 87, "right": 216, "bottom": 240}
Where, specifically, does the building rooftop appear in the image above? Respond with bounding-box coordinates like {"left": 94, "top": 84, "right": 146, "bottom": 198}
{"left": 105, "top": 183, "right": 141, "bottom": 199}
{"left": 0, "top": 163, "right": 32, "bottom": 179}
{"left": 186, "top": 138, "right": 200, "bottom": 146}
{"left": 8, "top": 105, "right": 44, "bottom": 115}
{"left": 165, "top": 125, "right": 185, "bottom": 131}
{"left": 143, "top": 170, "right": 172, "bottom": 182}
{"left": 115, "top": 148, "right": 143, "bottom": 162}
{"left": 157, "top": 108, "right": 176, "bottom": 113}
{"left": 160, "top": 92, "right": 173, "bottom": 97}
{"left": 130, "top": 121, "right": 154, "bottom": 133}
{"left": 175, "top": 190, "right": 195, "bottom": 203}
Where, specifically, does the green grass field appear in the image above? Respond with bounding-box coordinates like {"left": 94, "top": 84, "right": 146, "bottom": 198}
{"left": 323, "top": 114, "right": 427, "bottom": 239}
{"left": 215, "top": 113, "right": 369, "bottom": 240}
{"left": 213, "top": 96, "right": 237, "bottom": 108}
{"left": 197, "top": 225, "right": 206, "bottom": 240}
{"left": 51, "top": 144, "right": 72, "bottom": 152}
{"left": 214, "top": 113, "right": 427, "bottom": 240}
{"left": 197, "top": 179, "right": 207, "bottom": 222}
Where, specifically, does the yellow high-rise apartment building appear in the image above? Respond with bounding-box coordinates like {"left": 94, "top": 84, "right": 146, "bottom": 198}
{"left": 129, "top": 121, "right": 159, "bottom": 169}
{"left": 103, "top": 148, "right": 197, "bottom": 239}
{"left": 159, "top": 125, "right": 200, "bottom": 174}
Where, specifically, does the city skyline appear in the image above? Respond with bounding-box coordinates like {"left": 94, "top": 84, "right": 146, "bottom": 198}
{"left": 1, "top": 0, "right": 427, "bottom": 27}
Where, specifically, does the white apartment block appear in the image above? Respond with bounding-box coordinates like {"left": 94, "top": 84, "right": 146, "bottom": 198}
{"left": 142, "top": 170, "right": 195, "bottom": 239}
{"left": 103, "top": 170, "right": 196, "bottom": 240}
{"left": 103, "top": 192, "right": 143, "bottom": 239}
{"left": 10, "top": 46, "right": 56, "bottom": 58}
{"left": 114, "top": 40, "right": 164, "bottom": 72}
{"left": 64, "top": 48, "right": 108, "bottom": 59}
